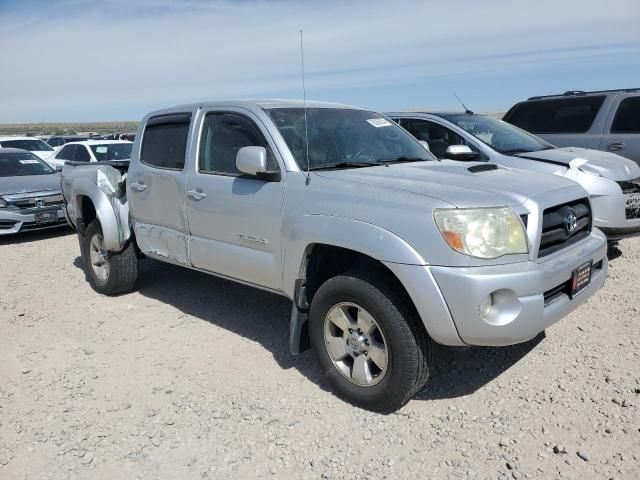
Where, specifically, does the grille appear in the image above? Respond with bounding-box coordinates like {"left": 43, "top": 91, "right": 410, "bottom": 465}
{"left": 619, "top": 179, "right": 640, "bottom": 220}
{"left": 538, "top": 198, "right": 591, "bottom": 258}
{"left": 0, "top": 220, "right": 18, "bottom": 229}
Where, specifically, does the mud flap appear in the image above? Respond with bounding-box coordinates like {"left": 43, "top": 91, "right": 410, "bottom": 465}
{"left": 289, "top": 279, "right": 310, "bottom": 355}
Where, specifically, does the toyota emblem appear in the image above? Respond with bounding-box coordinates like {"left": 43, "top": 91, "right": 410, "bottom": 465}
{"left": 35, "top": 198, "right": 46, "bottom": 207}
{"left": 564, "top": 211, "right": 577, "bottom": 234}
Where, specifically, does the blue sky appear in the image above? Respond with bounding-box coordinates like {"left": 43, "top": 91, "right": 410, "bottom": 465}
{"left": 0, "top": 0, "right": 639, "bottom": 122}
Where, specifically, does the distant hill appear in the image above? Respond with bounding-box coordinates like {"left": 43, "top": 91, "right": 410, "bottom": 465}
{"left": 0, "top": 121, "right": 139, "bottom": 137}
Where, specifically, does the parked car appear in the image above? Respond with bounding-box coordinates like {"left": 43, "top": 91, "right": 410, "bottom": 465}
{"left": 503, "top": 88, "right": 640, "bottom": 165}
{"left": 0, "top": 136, "right": 55, "bottom": 161}
{"left": 387, "top": 111, "right": 640, "bottom": 240}
{"left": 61, "top": 100, "right": 607, "bottom": 412}
{"left": 0, "top": 148, "right": 67, "bottom": 235}
{"left": 47, "top": 140, "right": 132, "bottom": 169}
{"left": 45, "top": 135, "right": 92, "bottom": 149}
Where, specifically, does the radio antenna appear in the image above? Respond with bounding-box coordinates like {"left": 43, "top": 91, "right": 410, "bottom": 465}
{"left": 452, "top": 91, "right": 474, "bottom": 114}
{"left": 299, "top": 29, "right": 311, "bottom": 184}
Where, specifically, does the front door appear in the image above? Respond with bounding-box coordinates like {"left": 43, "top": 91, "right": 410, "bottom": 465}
{"left": 185, "top": 109, "right": 285, "bottom": 291}
{"left": 602, "top": 96, "right": 640, "bottom": 165}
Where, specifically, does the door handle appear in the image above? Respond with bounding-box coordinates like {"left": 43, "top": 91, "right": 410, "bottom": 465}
{"left": 130, "top": 182, "right": 147, "bottom": 191}
{"left": 187, "top": 190, "right": 207, "bottom": 200}
{"left": 608, "top": 142, "right": 625, "bottom": 151}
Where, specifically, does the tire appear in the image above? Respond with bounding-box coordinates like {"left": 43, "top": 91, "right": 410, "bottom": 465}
{"left": 309, "top": 270, "right": 431, "bottom": 413}
{"left": 80, "top": 219, "right": 138, "bottom": 295}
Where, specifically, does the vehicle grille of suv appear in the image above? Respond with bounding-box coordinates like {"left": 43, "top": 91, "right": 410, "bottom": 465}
{"left": 538, "top": 198, "right": 591, "bottom": 258}
{"left": 618, "top": 179, "right": 640, "bottom": 220}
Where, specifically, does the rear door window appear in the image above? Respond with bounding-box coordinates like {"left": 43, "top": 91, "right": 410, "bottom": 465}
{"left": 56, "top": 144, "right": 76, "bottom": 160}
{"left": 73, "top": 145, "right": 91, "bottom": 162}
{"left": 505, "top": 96, "right": 606, "bottom": 133}
{"left": 611, "top": 97, "right": 640, "bottom": 133}
{"left": 141, "top": 113, "right": 191, "bottom": 170}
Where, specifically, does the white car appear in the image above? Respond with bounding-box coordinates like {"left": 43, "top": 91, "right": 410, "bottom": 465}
{"left": 0, "top": 136, "right": 55, "bottom": 161}
{"left": 47, "top": 140, "right": 132, "bottom": 169}
{"left": 387, "top": 112, "right": 640, "bottom": 241}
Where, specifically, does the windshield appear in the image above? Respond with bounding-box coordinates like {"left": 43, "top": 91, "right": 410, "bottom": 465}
{"left": 2, "top": 139, "right": 54, "bottom": 152}
{"left": 0, "top": 151, "right": 54, "bottom": 177}
{"left": 440, "top": 115, "right": 553, "bottom": 155}
{"left": 90, "top": 143, "right": 132, "bottom": 161}
{"left": 266, "top": 108, "right": 434, "bottom": 170}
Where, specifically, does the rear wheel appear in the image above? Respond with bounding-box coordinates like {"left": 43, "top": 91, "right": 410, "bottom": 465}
{"left": 309, "top": 270, "right": 431, "bottom": 413}
{"left": 80, "top": 219, "right": 138, "bottom": 295}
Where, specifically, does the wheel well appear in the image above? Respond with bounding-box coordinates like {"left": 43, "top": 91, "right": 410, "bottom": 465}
{"left": 77, "top": 195, "right": 97, "bottom": 234}
{"left": 295, "top": 244, "right": 424, "bottom": 344}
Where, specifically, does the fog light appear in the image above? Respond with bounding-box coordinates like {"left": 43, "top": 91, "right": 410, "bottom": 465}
{"left": 479, "top": 294, "right": 494, "bottom": 318}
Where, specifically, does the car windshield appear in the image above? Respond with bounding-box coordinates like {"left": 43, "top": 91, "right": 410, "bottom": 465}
{"left": 2, "top": 139, "right": 54, "bottom": 152}
{"left": 440, "top": 114, "right": 554, "bottom": 155}
{"left": 90, "top": 143, "right": 132, "bottom": 161}
{"left": 0, "top": 151, "right": 54, "bottom": 177}
{"left": 266, "top": 108, "right": 434, "bottom": 170}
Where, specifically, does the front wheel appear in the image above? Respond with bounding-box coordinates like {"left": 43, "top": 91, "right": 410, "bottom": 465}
{"left": 309, "top": 271, "right": 431, "bottom": 413}
{"left": 80, "top": 219, "right": 138, "bottom": 295}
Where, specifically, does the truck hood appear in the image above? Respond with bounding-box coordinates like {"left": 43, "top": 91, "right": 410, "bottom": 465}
{"left": 0, "top": 174, "right": 61, "bottom": 196}
{"left": 315, "top": 160, "right": 577, "bottom": 208}
{"left": 516, "top": 147, "right": 640, "bottom": 181}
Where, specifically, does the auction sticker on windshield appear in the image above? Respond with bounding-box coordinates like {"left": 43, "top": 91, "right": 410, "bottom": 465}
{"left": 96, "top": 147, "right": 108, "bottom": 153}
{"left": 19, "top": 160, "right": 40, "bottom": 164}
{"left": 367, "top": 118, "right": 392, "bottom": 128}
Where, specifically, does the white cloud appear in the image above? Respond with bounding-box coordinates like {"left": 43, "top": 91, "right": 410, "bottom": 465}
{"left": 0, "top": 0, "right": 638, "bottom": 121}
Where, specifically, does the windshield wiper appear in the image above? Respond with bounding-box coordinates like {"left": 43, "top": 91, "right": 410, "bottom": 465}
{"left": 308, "top": 161, "right": 379, "bottom": 171}
{"left": 374, "top": 156, "right": 426, "bottom": 164}
{"left": 501, "top": 148, "right": 532, "bottom": 155}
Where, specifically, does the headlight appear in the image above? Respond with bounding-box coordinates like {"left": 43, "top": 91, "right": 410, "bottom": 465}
{"left": 0, "top": 197, "right": 5, "bottom": 208}
{"left": 434, "top": 207, "right": 528, "bottom": 259}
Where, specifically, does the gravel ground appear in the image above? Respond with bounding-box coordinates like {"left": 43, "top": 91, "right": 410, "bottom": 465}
{"left": 1, "top": 228, "right": 638, "bottom": 480}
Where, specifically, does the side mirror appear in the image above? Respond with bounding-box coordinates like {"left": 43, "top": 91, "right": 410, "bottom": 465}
{"left": 445, "top": 145, "right": 480, "bottom": 161}
{"left": 236, "top": 146, "right": 280, "bottom": 181}
{"left": 54, "top": 164, "right": 64, "bottom": 172}
{"left": 419, "top": 140, "right": 431, "bottom": 152}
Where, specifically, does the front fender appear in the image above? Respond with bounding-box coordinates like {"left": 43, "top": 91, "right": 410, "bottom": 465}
{"left": 72, "top": 175, "right": 130, "bottom": 251}
{"left": 282, "top": 214, "right": 427, "bottom": 298}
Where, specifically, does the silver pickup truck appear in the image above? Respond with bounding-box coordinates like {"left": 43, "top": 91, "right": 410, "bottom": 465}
{"left": 61, "top": 100, "right": 608, "bottom": 412}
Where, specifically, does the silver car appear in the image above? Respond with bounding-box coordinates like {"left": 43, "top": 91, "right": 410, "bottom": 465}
{"left": 387, "top": 112, "right": 640, "bottom": 240}
{"left": 0, "top": 148, "right": 66, "bottom": 235}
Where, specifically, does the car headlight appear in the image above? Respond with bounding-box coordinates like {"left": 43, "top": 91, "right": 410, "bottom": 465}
{"left": 434, "top": 207, "right": 528, "bottom": 259}
{"left": 0, "top": 197, "right": 6, "bottom": 208}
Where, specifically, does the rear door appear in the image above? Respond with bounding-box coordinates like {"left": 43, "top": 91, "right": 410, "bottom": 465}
{"left": 127, "top": 112, "right": 193, "bottom": 265}
{"left": 601, "top": 95, "right": 640, "bottom": 165}
{"left": 185, "top": 108, "right": 285, "bottom": 291}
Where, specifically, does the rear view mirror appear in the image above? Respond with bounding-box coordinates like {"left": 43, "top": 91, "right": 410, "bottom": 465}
{"left": 445, "top": 145, "right": 480, "bottom": 161}
{"left": 236, "top": 146, "right": 280, "bottom": 181}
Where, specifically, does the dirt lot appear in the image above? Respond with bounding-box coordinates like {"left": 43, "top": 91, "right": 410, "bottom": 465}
{"left": 0, "top": 229, "right": 638, "bottom": 479}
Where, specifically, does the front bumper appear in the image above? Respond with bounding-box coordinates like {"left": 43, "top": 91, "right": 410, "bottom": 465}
{"left": 591, "top": 193, "right": 640, "bottom": 240}
{"left": 0, "top": 206, "right": 66, "bottom": 235}
{"left": 431, "top": 229, "right": 607, "bottom": 346}
{"left": 386, "top": 229, "right": 607, "bottom": 347}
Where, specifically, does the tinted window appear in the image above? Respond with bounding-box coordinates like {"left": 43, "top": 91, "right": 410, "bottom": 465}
{"left": 611, "top": 97, "right": 640, "bottom": 134}
{"left": 505, "top": 96, "right": 605, "bottom": 133}
{"left": 56, "top": 144, "right": 76, "bottom": 160}
{"left": 266, "top": 108, "right": 433, "bottom": 170}
{"left": 1, "top": 139, "right": 53, "bottom": 151}
{"left": 141, "top": 118, "right": 190, "bottom": 170}
{"left": 74, "top": 145, "right": 91, "bottom": 162}
{"left": 199, "top": 113, "right": 277, "bottom": 175}
{"left": 400, "top": 119, "right": 467, "bottom": 159}
{"left": 90, "top": 143, "right": 132, "bottom": 161}
{"left": 439, "top": 115, "right": 553, "bottom": 155}
{"left": 48, "top": 137, "right": 64, "bottom": 147}
{"left": 0, "top": 151, "right": 54, "bottom": 177}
